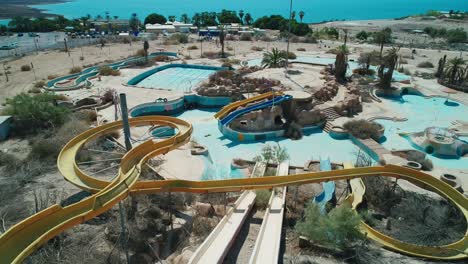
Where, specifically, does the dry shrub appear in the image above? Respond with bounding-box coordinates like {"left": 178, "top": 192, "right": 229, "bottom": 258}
{"left": 28, "top": 87, "right": 41, "bottom": 94}
{"left": 20, "top": 65, "right": 31, "bottom": 71}
{"left": 225, "top": 34, "right": 237, "bottom": 41}
{"left": 202, "top": 51, "right": 220, "bottom": 59}
{"left": 240, "top": 33, "right": 252, "bottom": 41}
{"left": 34, "top": 80, "right": 46, "bottom": 88}
{"left": 297, "top": 47, "right": 306, "bottom": 51}
{"left": 55, "top": 94, "right": 69, "bottom": 101}
{"left": 69, "top": 66, "right": 82, "bottom": 74}
{"left": 187, "top": 45, "right": 198, "bottom": 50}
{"left": 136, "top": 49, "right": 146, "bottom": 57}
{"left": 154, "top": 55, "right": 169, "bottom": 62}
{"left": 101, "top": 89, "right": 115, "bottom": 103}
{"left": 99, "top": 66, "right": 120, "bottom": 76}
{"left": 251, "top": 46, "right": 264, "bottom": 51}
{"left": 255, "top": 190, "right": 271, "bottom": 210}
{"left": 47, "top": 74, "right": 58, "bottom": 80}
{"left": 0, "top": 151, "right": 21, "bottom": 171}
{"left": 192, "top": 215, "right": 218, "bottom": 237}
{"left": 29, "top": 119, "right": 89, "bottom": 160}
{"left": 344, "top": 119, "right": 381, "bottom": 141}
{"left": 417, "top": 61, "right": 435, "bottom": 68}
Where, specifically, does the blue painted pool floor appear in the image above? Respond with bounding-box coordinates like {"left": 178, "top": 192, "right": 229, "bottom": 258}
{"left": 137, "top": 67, "right": 217, "bottom": 92}
{"left": 176, "top": 109, "right": 360, "bottom": 180}
{"left": 377, "top": 95, "right": 468, "bottom": 169}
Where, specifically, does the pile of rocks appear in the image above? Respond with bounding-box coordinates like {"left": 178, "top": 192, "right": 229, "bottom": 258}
{"left": 313, "top": 80, "right": 339, "bottom": 102}
{"left": 296, "top": 108, "right": 326, "bottom": 126}
{"left": 197, "top": 70, "right": 283, "bottom": 97}
{"left": 334, "top": 93, "right": 362, "bottom": 117}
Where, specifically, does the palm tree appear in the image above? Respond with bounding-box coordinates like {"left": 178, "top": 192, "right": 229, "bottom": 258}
{"left": 291, "top": 11, "right": 296, "bottom": 21}
{"left": 334, "top": 45, "right": 348, "bottom": 83}
{"left": 113, "top": 16, "right": 119, "bottom": 20}
{"left": 143, "top": 40, "right": 149, "bottom": 62}
{"left": 244, "top": 13, "right": 253, "bottom": 25}
{"left": 444, "top": 57, "right": 466, "bottom": 85}
{"left": 299, "top": 11, "right": 305, "bottom": 22}
{"left": 378, "top": 47, "right": 399, "bottom": 89}
{"left": 168, "top": 15, "right": 176, "bottom": 22}
{"left": 181, "top": 14, "right": 189, "bottom": 24}
{"left": 239, "top": 10, "right": 245, "bottom": 24}
{"left": 261, "top": 48, "right": 287, "bottom": 68}
{"left": 219, "top": 27, "right": 226, "bottom": 58}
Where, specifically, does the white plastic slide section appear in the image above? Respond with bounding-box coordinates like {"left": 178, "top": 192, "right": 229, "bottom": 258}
{"left": 251, "top": 161, "right": 267, "bottom": 178}
{"left": 189, "top": 191, "right": 257, "bottom": 264}
{"left": 249, "top": 161, "right": 290, "bottom": 264}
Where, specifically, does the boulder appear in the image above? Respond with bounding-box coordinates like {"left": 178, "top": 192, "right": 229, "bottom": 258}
{"left": 195, "top": 202, "right": 215, "bottom": 217}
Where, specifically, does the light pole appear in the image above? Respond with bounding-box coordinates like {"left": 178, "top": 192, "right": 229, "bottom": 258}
{"left": 285, "top": 0, "right": 293, "bottom": 77}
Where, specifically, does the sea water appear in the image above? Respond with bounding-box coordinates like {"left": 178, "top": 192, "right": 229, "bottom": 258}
{"left": 30, "top": 0, "right": 468, "bottom": 23}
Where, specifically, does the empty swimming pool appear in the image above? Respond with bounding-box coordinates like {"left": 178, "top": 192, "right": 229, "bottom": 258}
{"left": 127, "top": 64, "right": 225, "bottom": 92}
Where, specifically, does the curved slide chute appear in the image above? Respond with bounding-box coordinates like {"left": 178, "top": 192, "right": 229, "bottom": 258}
{"left": 0, "top": 117, "right": 467, "bottom": 262}
{"left": 214, "top": 91, "right": 283, "bottom": 120}
{"left": 220, "top": 95, "right": 293, "bottom": 126}
{"left": 313, "top": 158, "right": 336, "bottom": 212}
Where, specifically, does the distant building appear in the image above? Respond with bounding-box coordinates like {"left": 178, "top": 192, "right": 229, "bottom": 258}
{"left": 90, "top": 19, "right": 130, "bottom": 31}
{"left": 0, "top": 116, "right": 11, "bottom": 141}
{"left": 146, "top": 24, "right": 176, "bottom": 33}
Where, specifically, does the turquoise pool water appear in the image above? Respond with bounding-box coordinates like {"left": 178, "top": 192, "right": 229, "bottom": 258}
{"left": 135, "top": 67, "right": 217, "bottom": 92}
{"left": 377, "top": 95, "right": 468, "bottom": 169}
{"left": 247, "top": 57, "right": 410, "bottom": 82}
{"left": 176, "top": 109, "right": 362, "bottom": 180}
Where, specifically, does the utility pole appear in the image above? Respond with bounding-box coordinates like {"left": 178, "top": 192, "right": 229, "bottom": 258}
{"left": 285, "top": 0, "right": 293, "bottom": 76}
{"left": 64, "top": 38, "right": 70, "bottom": 56}
{"left": 3, "top": 64, "right": 9, "bottom": 82}
{"left": 118, "top": 93, "right": 131, "bottom": 264}
{"left": 34, "top": 38, "right": 39, "bottom": 54}
{"left": 30, "top": 62, "right": 37, "bottom": 81}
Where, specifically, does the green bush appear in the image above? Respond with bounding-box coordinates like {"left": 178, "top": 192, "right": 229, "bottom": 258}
{"left": 255, "top": 190, "right": 271, "bottom": 210}
{"left": 356, "top": 30, "right": 369, "bottom": 40}
{"left": 296, "top": 203, "right": 364, "bottom": 251}
{"left": 446, "top": 28, "right": 467, "bottom": 44}
{"left": 69, "top": 66, "right": 82, "bottom": 74}
{"left": 3, "top": 93, "right": 71, "bottom": 134}
{"left": 344, "top": 120, "right": 382, "bottom": 141}
{"left": 417, "top": 61, "right": 434, "bottom": 68}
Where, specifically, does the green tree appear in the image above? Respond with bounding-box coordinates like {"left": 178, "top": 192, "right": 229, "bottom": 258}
{"left": 299, "top": 11, "right": 305, "bottom": 22}
{"left": 334, "top": 45, "right": 348, "bottom": 83}
{"left": 168, "top": 15, "right": 176, "bottom": 22}
{"left": 261, "top": 48, "right": 287, "bottom": 68}
{"left": 219, "top": 27, "right": 226, "bottom": 58}
{"left": 144, "top": 13, "right": 167, "bottom": 25}
{"left": 180, "top": 14, "right": 190, "bottom": 24}
{"left": 356, "top": 30, "right": 369, "bottom": 40}
{"left": 239, "top": 10, "right": 245, "bottom": 24}
{"left": 444, "top": 57, "right": 466, "bottom": 85}
{"left": 378, "top": 47, "right": 399, "bottom": 89}
{"left": 244, "top": 13, "right": 253, "bottom": 25}
{"left": 217, "top": 9, "right": 241, "bottom": 24}
{"left": 3, "top": 93, "right": 70, "bottom": 134}
{"left": 129, "top": 13, "right": 140, "bottom": 32}
{"left": 373, "top": 28, "right": 393, "bottom": 59}
{"left": 446, "top": 28, "right": 468, "bottom": 43}
{"left": 296, "top": 203, "right": 365, "bottom": 251}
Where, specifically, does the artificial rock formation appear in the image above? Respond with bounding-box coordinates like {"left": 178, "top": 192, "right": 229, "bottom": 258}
{"left": 334, "top": 93, "right": 362, "bottom": 117}
{"left": 296, "top": 108, "right": 326, "bottom": 126}
{"left": 230, "top": 104, "right": 284, "bottom": 132}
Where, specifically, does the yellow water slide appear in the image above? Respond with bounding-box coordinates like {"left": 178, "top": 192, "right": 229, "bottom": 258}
{"left": 0, "top": 117, "right": 467, "bottom": 263}
{"left": 214, "top": 91, "right": 283, "bottom": 120}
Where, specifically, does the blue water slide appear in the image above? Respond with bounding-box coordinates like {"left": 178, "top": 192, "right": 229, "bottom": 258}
{"left": 313, "top": 158, "right": 336, "bottom": 212}
{"left": 220, "top": 95, "right": 293, "bottom": 126}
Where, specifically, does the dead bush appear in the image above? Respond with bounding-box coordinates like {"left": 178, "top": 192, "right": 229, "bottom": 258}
{"left": 20, "top": 65, "right": 31, "bottom": 71}
{"left": 99, "top": 66, "right": 120, "bottom": 76}
{"left": 47, "top": 74, "right": 58, "bottom": 80}
{"left": 34, "top": 80, "right": 46, "bottom": 88}
{"left": 251, "top": 46, "right": 264, "bottom": 51}
{"left": 69, "top": 66, "right": 82, "bottom": 74}
{"left": 187, "top": 45, "right": 198, "bottom": 50}
{"left": 240, "top": 33, "right": 252, "bottom": 41}
{"left": 344, "top": 120, "right": 382, "bottom": 141}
